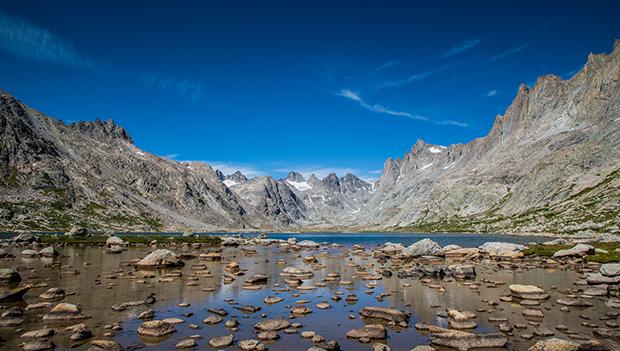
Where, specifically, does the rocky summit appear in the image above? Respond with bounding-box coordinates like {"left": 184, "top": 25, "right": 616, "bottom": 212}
{"left": 1, "top": 41, "right": 619, "bottom": 233}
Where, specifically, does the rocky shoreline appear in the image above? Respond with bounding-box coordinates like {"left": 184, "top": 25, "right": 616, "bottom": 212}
{"left": 0, "top": 229, "right": 619, "bottom": 350}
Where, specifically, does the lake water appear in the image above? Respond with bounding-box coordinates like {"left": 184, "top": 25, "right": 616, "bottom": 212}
{"left": 1, "top": 232, "right": 607, "bottom": 351}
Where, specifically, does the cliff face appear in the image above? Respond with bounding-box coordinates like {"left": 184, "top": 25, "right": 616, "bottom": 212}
{"left": 356, "top": 40, "right": 620, "bottom": 235}
{"left": 0, "top": 91, "right": 266, "bottom": 231}
{"left": 1, "top": 41, "right": 619, "bottom": 234}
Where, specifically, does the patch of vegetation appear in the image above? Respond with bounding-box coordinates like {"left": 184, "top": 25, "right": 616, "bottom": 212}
{"left": 39, "top": 234, "right": 221, "bottom": 245}
{"left": 2, "top": 166, "right": 20, "bottom": 188}
{"left": 522, "top": 244, "right": 571, "bottom": 257}
{"left": 523, "top": 242, "right": 620, "bottom": 263}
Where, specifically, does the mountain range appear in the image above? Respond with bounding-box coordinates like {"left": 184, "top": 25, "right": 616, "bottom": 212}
{"left": 1, "top": 41, "right": 619, "bottom": 235}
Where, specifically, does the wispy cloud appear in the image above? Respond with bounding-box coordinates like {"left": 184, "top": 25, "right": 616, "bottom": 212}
{"left": 368, "top": 60, "right": 401, "bottom": 76}
{"left": 438, "top": 120, "right": 469, "bottom": 128}
{"left": 335, "top": 89, "right": 467, "bottom": 128}
{"left": 484, "top": 89, "right": 498, "bottom": 97}
{"left": 141, "top": 71, "right": 204, "bottom": 103}
{"left": 442, "top": 39, "right": 481, "bottom": 59}
{"left": 482, "top": 44, "right": 528, "bottom": 64}
{"left": 335, "top": 89, "right": 427, "bottom": 120}
{"left": 0, "top": 10, "right": 100, "bottom": 70}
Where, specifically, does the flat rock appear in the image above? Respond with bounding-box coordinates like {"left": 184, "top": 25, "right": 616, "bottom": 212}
{"left": 346, "top": 324, "right": 387, "bottom": 339}
{"left": 136, "top": 249, "right": 184, "bottom": 269}
{"left": 254, "top": 318, "right": 291, "bottom": 331}
{"left": 509, "top": 284, "right": 549, "bottom": 300}
{"left": 528, "top": 337, "right": 579, "bottom": 351}
{"left": 209, "top": 334, "right": 234, "bottom": 348}
{"left": 137, "top": 320, "right": 176, "bottom": 337}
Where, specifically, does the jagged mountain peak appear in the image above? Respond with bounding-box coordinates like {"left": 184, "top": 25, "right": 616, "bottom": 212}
{"left": 286, "top": 171, "right": 305, "bottom": 182}
{"left": 69, "top": 118, "right": 133, "bottom": 144}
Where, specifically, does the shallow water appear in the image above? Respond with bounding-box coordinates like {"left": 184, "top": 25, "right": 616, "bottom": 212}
{"left": 0, "top": 236, "right": 614, "bottom": 351}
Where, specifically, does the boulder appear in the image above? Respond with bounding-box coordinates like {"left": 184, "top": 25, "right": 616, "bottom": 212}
{"left": 0, "top": 268, "right": 21, "bottom": 284}
{"left": 21, "top": 249, "right": 38, "bottom": 257}
{"left": 600, "top": 263, "right": 620, "bottom": 277}
{"left": 39, "top": 246, "right": 59, "bottom": 257}
{"left": 360, "top": 306, "right": 410, "bottom": 324}
{"left": 429, "top": 328, "right": 508, "bottom": 350}
{"left": 22, "top": 340, "right": 55, "bottom": 351}
{"left": 479, "top": 242, "right": 526, "bottom": 258}
{"left": 528, "top": 338, "right": 579, "bottom": 351}
{"left": 39, "top": 287, "right": 65, "bottom": 300}
{"left": 88, "top": 339, "right": 124, "bottom": 351}
{"left": 254, "top": 318, "right": 291, "bottom": 331}
{"left": 105, "top": 236, "right": 125, "bottom": 247}
{"left": 136, "top": 249, "right": 184, "bottom": 269}
{"left": 509, "top": 284, "right": 549, "bottom": 300}
{"left": 553, "top": 244, "right": 595, "bottom": 258}
{"left": 65, "top": 226, "right": 89, "bottom": 236}
{"left": 0, "top": 284, "right": 31, "bottom": 302}
{"left": 209, "top": 334, "right": 234, "bottom": 348}
{"left": 137, "top": 320, "right": 176, "bottom": 337}
{"left": 11, "top": 232, "right": 38, "bottom": 243}
{"left": 346, "top": 324, "right": 387, "bottom": 339}
{"left": 403, "top": 239, "right": 443, "bottom": 257}
{"left": 297, "top": 240, "right": 320, "bottom": 248}
{"left": 280, "top": 266, "right": 314, "bottom": 279}
{"left": 42, "top": 303, "right": 90, "bottom": 320}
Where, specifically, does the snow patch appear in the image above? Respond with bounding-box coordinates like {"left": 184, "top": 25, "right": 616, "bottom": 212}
{"left": 428, "top": 146, "right": 445, "bottom": 153}
{"left": 419, "top": 163, "right": 433, "bottom": 171}
{"left": 223, "top": 179, "right": 239, "bottom": 187}
{"left": 286, "top": 180, "right": 312, "bottom": 191}
{"left": 442, "top": 162, "right": 455, "bottom": 170}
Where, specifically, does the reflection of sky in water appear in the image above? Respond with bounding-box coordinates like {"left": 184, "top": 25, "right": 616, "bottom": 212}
{"left": 0, "top": 236, "right": 605, "bottom": 351}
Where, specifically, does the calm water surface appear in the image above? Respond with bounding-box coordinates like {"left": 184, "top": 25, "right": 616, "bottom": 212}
{"left": 1, "top": 233, "right": 605, "bottom": 351}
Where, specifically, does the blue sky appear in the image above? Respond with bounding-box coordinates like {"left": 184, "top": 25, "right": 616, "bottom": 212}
{"left": 1, "top": 1, "right": 618, "bottom": 180}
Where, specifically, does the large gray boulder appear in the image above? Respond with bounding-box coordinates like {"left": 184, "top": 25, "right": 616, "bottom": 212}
{"left": 478, "top": 242, "right": 526, "bottom": 257}
{"left": 403, "top": 239, "right": 443, "bottom": 257}
{"left": 136, "top": 249, "right": 184, "bottom": 269}
{"left": 0, "top": 268, "right": 21, "bottom": 284}
{"left": 528, "top": 337, "right": 579, "bottom": 351}
{"left": 600, "top": 263, "right": 620, "bottom": 277}
{"left": 552, "top": 244, "right": 595, "bottom": 258}
{"left": 65, "top": 226, "right": 89, "bottom": 237}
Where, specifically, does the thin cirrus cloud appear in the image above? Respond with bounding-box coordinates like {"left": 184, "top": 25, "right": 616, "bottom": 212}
{"left": 0, "top": 10, "right": 101, "bottom": 70}
{"left": 335, "top": 89, "right": 467, "bottom": 128}
{"left": 441, "top": 39, "right": 481, "bottom": 59}
{"left": 482, "top": 43, "right": 529, "bottom": 64}
{"left": 335, "top": 89, "right": 428, "bottom": 120}
{"left": 367, "top": 60, "right": 401, "bottom": 76}
{"left": 141, "top": 71, "right": 205, "bottom": 103}
{"left": 484, "top": 89, "right": 498, "bottom": 97}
